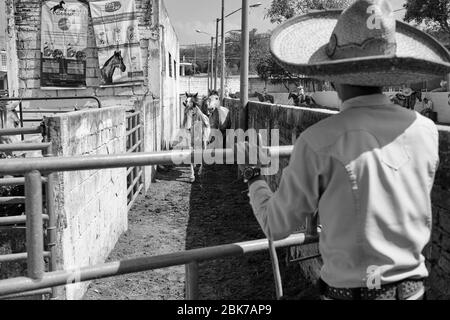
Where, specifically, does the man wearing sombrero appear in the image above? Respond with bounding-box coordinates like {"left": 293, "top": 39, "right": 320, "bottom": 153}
{"left": 241, "top": 0, "right": 449, "bottom": 300}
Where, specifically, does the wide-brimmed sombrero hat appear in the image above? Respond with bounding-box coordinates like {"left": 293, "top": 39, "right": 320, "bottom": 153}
{"left": 270, "top": 0, "right": 450, "bottom": 86}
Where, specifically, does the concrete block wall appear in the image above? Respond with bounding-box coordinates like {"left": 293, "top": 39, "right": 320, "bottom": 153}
{"left": 136, "top": 96, "right": 162, "bottom": 192}
{"left": 45, "top": 107, "right": 128, "bottom": 300}
{"left": 225, "top": 98, "right": 450, "bottom": 299}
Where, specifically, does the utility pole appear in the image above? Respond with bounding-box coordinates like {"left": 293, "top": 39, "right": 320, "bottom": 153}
{"left": 210, "top": 36, "right": 214, "bottom": 93}
{"left": 215, "top": 18, "right": 219, "bottom": 91}
{"left": 220, "top": 0, "right": 225, "bottom": 101}
{"left": 239, "top": 0, "right": 249, "bottom": 130}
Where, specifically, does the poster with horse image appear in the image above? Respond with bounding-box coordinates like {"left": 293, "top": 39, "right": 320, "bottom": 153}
{"left": 40, "top": 0, "right": 89, "bottom": 87}
{"left": 89, "top": 0, "right": 144, "bottom": 85}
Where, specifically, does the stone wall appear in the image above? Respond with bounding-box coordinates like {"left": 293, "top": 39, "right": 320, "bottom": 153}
{"left": 45, "top": 106, "right": 128, "bottom": 300}
{"left": 225, "top": 98, "right": 450, "bottom": 299}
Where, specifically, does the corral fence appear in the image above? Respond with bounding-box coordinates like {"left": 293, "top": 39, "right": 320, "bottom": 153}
{"left": 126, "top": 111, "right": 144, "bottom": 211}
{"left": 0, "top": 146, "right": 320, "bottom": 300}
{"left": 0, "top": 125, "right": 57, "bottom": 299}
{"left": 0, "top": 97, "right": 102, "bottom": 138}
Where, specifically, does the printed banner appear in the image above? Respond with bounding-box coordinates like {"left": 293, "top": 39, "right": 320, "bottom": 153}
{"left": 41, "top": 0, "right": 89, "bottom": 88}
{"left": 89, "top": 0, "right": 144, "bottom": 85}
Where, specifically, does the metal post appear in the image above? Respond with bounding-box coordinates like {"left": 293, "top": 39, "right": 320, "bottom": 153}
{"left": 220, "top": 0, "right": 225, "bottom": 102}
{"left": 215, "top": 19, "right": 219, "bottom": 91}
{"left": 45, "top": 170, "right": 58, "bottom": 298}
{"left": 19, "top": 101, "right": 24, "bottom": 140}
{"left": 25, "top": 170, "right": 45, "bottom": 280}
{"left": 210, "top": 36, "right": 214, "bottom": 94}
{"left": 185, "top": 261, "right": 199, "bottom": 300}
{"left": 239, "top": 0, "right": 249, "bottom": 131}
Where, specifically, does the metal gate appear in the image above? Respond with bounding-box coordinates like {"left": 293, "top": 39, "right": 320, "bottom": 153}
{"left": 0, "top": 125, "right": 57, "bottom": 299}
{"left": 0, "top": 146, "right": 320, "bottom": 300}
{"left": 126, "top": 111, "right": 144, "bottom": 210}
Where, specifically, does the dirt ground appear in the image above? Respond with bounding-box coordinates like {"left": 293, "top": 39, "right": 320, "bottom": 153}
{"left": 83, "top": 164, "right": 319, "bottom": 300}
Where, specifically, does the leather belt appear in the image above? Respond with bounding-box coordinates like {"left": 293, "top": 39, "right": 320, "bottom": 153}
{"left": 319, "top": 278, "right": 425, "bottom": 300}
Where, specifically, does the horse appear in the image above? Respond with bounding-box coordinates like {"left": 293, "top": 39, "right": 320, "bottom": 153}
{"left": 50, "top": 1, "right": 65, "bottom": 13}
{"left": 288, "top": 92, "right": 317, "bottom": 106}
{"left": 182, "top": 92, "right": 211, "bottom": 183}
{"left": 100, "top": 50, "right": 126, "bottom": 85}
{"left": 228, "top": 92, "right": 239, "bottom": 99}
{"left": 253, "top": 91, "right": 275, "bottom": 104}
{"left": 201, "top": 90, "right": 231, "bottom": 148}
{"left": 0, "top": 101, "right": 21, "bottom": 158}
{"left": 391, "top": 91, "right": 422, "bottom": 110}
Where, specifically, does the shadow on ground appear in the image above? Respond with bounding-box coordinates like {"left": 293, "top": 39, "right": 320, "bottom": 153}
{"left": 185, "top": 164, "right": 320, "bottom": 300}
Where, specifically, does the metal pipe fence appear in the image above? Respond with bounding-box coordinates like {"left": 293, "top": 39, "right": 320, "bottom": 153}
{"left": 0, "top": 145, "right": 319, "bottom": 300}
{"left": 0, "top": 125, "right": 57, "bottom": 299}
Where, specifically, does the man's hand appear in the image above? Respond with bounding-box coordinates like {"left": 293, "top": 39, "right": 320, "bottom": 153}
{"left": 235, "top": 134, "right": 271, "bottom": 180}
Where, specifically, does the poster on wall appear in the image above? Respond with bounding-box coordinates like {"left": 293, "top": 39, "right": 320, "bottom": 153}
{"left": 40, "top": 0, "right": 89, "bottom": 88}
{"left": 89, "top": 0, "right": 144, "bottom": 85}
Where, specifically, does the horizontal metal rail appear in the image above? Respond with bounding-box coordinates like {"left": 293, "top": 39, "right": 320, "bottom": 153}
{"left": 0, "top": 146, "right": 294, "bottom": 175}
{"left": 0, "top": 142, "right": 51, "bottom": 153}
{"left": 126, "top": 112, "right": 140, "bottom": 120}
{"left": 0, "top": 177, "right": 47, "bottom": 187}
{"left": 0, "top": 251, "right": 51, "bottom": 263}
{"left": 126, "top": 124, "right": 142, "bottom": 137}
{"left": 0, "top": 196, "right": 26, "bottom": 204}
{"left": 126, "top": 141, "right": 142, "bottom": 154}
{"left": 0, "top": 233, "right": 318, "bottom": 297}
{"left": 127, "top": 170, "right": 143, "bottom": 194}
{"left": 20, "top": 109, "right": 71, "bottom": 114}
{"left": 0, "top": 215, "right": 49, "bottom": 226}
{"left": 127, "top": 183, "right": 143, "bottom": 212}
{"left": 0, "top": 126, "right": 42, "bottom": 137}
{"left": 0, "top": 96, "right": 101, "bottom": 109}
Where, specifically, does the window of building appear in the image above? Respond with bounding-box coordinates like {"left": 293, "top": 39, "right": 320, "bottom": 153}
{"left": 169, "top": 53, "right": 172, "bottom": 78}
{"left": 174, "top": 60, "right": 177, "bottom": 79}
{"left": 1, "top": 53, "right": 6, "bottom": 69}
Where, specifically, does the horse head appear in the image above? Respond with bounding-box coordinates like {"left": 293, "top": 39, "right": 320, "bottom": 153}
{"left": 204, "top": 90, "right": 220, "bottom": 117}
{"left": 0, "top": 101, "right": 20, "bottom": 129}
{"left": 0, "top": 101, "right": 21, "bottom": 156}
{"left": 114, "top": 50, "right": 126, "bottom": 72}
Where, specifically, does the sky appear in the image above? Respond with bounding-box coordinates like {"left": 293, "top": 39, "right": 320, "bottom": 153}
{"left": 165, "top": 0, "right": 407, "bottom": 45}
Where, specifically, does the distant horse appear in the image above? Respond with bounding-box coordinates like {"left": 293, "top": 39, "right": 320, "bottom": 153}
{"left": 182, "top": 92, "right": 211, "bottom": 182}
{"left": 228, "top": 92, "right": 239, "bottom": 99}
{"left": 101, "top": 50, "right": 126, "bottom": 85}
{"left": 50, "top": 1, "right": 65, "bottom": 13}
{"left": 288, "top": 92, "right": 317, "bottom": 106}
{"left": 391, "top": 91, "right": 422, "bottom": 110}
{"left": 253, "top": 91, "right": 275, "bottom": 104}
{"left": 0, "top": 101, "right": 21, "bottom": 158}
{"left": 202, "top": 90, "right": 231, "bottom": 148}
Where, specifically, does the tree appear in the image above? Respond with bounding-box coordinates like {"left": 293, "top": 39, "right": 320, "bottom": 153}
{"left": 259, "top": 0, "right": 353, "bottom": 90}
{"left": 266, "top": 0, "right": 354, "bottom": 24}
{"left": 403, "top": 0, "right": 450, "bottom": 45}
